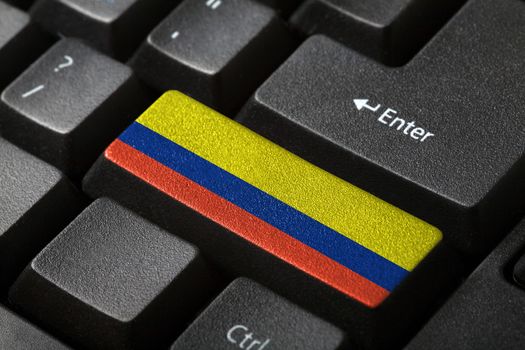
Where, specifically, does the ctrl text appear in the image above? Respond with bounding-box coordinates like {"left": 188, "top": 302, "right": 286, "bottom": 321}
{"left": 227, "top": 324, "right": 271, "bottom": 349}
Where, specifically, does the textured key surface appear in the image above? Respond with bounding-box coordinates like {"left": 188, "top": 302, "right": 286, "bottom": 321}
{"left": 291, "top": 0, "right": 465, "bottom": 65}
{"left": 0, "top": 305, "right": 70, "bottom": 349}
{"left": 0, "top": 137, "right": 81, "bottom": 291}
{"left": 30, "top": 0, "right": 175, "bottom": 58}
{"left": 131, "top": 0, "right": 294, "bottom": 113}
{"left": 405, "top": 218, "right": 525, "bottom": 350}
{"left": 83, "top": 91, "right": 459, "bottom": 349}
{"left": 51, "top": 0, "right": 142, "bottom": 21}
{"left": 239, "top": 0, "right": 525, "bottom": 256}
{"left": 0, "top": 2, "right": 28, "bottom": 53}
{"left": 171, "top": 278, "right": 346, "bottom": 350}
{"left": 9, "top": 198, "right": 214, "bottom": 349}
{"left": 0, "top": 1, "right": 50, "bottom": 89}
{"left": 0, "top": 38, "right": 145, "bottom": 177}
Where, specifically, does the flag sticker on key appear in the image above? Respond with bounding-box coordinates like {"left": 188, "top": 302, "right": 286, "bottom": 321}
{"left": 103, "top": 91, "right": 442, "bottom": 307}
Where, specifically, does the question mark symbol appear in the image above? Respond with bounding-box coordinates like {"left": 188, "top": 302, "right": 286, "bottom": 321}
{"left": 54, "top": 55, "right": 74, "bottom": 72}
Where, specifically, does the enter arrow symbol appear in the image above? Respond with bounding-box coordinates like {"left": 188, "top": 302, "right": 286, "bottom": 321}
{"left": 353, "top": 99, "right": 381, "bottom": 112}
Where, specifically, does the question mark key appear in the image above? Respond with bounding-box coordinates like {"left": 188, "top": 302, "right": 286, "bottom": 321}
{"left": 0, "top": 38, "right": 147, "bottom": 177}
{"left": 54, "top": 55, "right": 74, "bottom": 72}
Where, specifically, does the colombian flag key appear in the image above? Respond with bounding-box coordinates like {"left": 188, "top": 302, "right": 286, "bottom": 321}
{"left": 87, "top": 91, "right": 442, "bottom": 308}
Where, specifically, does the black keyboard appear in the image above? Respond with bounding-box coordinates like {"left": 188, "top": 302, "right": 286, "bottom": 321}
{"left": 1, "top": 0, "right": 525, "bottom": 349}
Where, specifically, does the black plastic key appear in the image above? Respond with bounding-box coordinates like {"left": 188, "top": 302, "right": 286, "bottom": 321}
{"left": 404, "top": 218, "right": 525, "bottom": 350}
{"left": 256, "top": 0, "right": 303, "bottom": 15}
{"left": 0, "top": 38, "right": 146, "bottom": 178}
{"left": 0, "top": 305, "right": 70, "bottom": 349}
{"left": 238, "top": 0, "right": 525, "bottom": 257}
{"left": 291, "top": 0, "right": 465, "bottom": 65}
{"left": 9, "top": 199, "right": 215, "bottom": 350}
{"left": 4, "top": 0, "right": 34, "bottom": 9}
{"left": 131, "top": 0, "right": 294, "bottom": 113}
{"left": 171, "top": 278, "right": 347, "bottom": 350}
{"left": 30, "top": 0, "right": 176, "bottom": 59}
{"left": 512, "top": 249, "right": 525, "bottom": 289}
{"left": 0, "top": 1, "right": 50, "bottom": 89}
{"left": 0, "top": 138, "right": 81, "bottom": 292}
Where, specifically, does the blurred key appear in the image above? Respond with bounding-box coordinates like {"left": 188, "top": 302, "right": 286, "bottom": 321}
{"left": 171, "top": 278, "right": 347, "bottom": 350}
{"left": 0, "top": 305, "right": 70, "bottom": 349}
{"left": 10, "top": 199, "right": 215, "bottom": 350}
{"left": 405, "top": 218, "right": 525, "bottom": 350}
{"left": 0, "top": 138, "right": 81, "bottom": 291}
{"left": 512, "top": 249, "right": 525, "bottom": 289}
{"left": 239, "top": 0, "right": 525, "bottom": 257}
{"left": 4, "top": 0, "right": 34, "bottom": 9}
{"left": 84, "top": 91, "right": 460, "bottom": 349}
{"left": 30, "top": 0, "right": 177, "bottom": 59}
{"left": 0, "top": 38, "right": 146, "bottom": 178}
{"left": 256, "top": 0, "right": 303, "bottom": 15}
{"left": 291, "top": 0, "right": 465, "bottom": 65}
{"left": 0, "top": 1, "right": 51, "bottom": 89}
{"left": 131, "top": 0, "right": 295, "bottom": 113}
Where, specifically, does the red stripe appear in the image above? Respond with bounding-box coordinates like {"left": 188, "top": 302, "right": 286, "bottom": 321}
{"left": 106, "top": 140, "right": 389, "bottom": 307}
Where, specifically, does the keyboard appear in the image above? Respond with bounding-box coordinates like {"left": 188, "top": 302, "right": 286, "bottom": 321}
{"left": 1, "top": 0, "right": 525, "bottom": 349}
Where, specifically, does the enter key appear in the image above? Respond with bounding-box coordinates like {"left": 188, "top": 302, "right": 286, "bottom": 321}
{"left": 238, "top": 0, "right": 525, "bottom": 256}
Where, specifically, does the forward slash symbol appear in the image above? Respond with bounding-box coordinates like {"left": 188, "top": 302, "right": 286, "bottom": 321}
{"left": 22, "top": 84, "right": 45, "bottom": 98}
{"left": 206, "top": 0, "right": 222, "bottom": 10}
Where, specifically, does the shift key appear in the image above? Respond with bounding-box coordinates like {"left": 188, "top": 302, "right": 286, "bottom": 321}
{"left": 238, "top": 0, "right": 525, "bottom": 256}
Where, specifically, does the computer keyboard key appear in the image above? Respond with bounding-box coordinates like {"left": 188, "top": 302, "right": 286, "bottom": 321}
{"left": 255, "top": 0, "right": 303, "bottom": 15}
{"left": 239, "top": 0, "right": 525, "bottom": 257}
{"left": 84, "top": 91, "right": 460, "bottom": 349}
{"left": 0, "top": 1, "right": 51, "bottom": 89}
{"left": 171, "top": 278, "right": 347, "bottom": 350}
{"left": 405, "top": 218, "right": 525, "bottom": 350}
{"left": 131, "top": 0, "right": 294, "bottom": 113}
{"left": 291, "top": 0, "right": 465, "bottom": 65}
{"left": 0, "top": 38, "right": 146, "bottom": 178}
{"left": 0, "top": 305, "right": 70, "bottom": 349}
{"left": 0, "top": 138, "right": 82, "bottom": 292}
{"left": 10, "top": 198, "right": 215, "bottom": 350}
{"left": 30, "top": 0, "right": 176, "bottom": 59}
{"left": 512, "top": 250, "right": 525, "bottom": 289}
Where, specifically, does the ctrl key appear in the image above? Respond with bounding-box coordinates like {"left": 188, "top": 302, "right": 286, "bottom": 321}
{"left": 9, "top": 199, "right": 215, "bottom": 350}
{"left": 171, "top": 278, "right": 347, "bottom": 350}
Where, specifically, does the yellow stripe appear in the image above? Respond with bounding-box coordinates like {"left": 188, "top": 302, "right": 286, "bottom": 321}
{"left": 136, "top": 91, "right": 441, "bottom": 270}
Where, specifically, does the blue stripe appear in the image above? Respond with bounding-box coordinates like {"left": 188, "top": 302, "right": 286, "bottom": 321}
{"left": 118, "top": 122, "right": 408, "bottom": 291}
